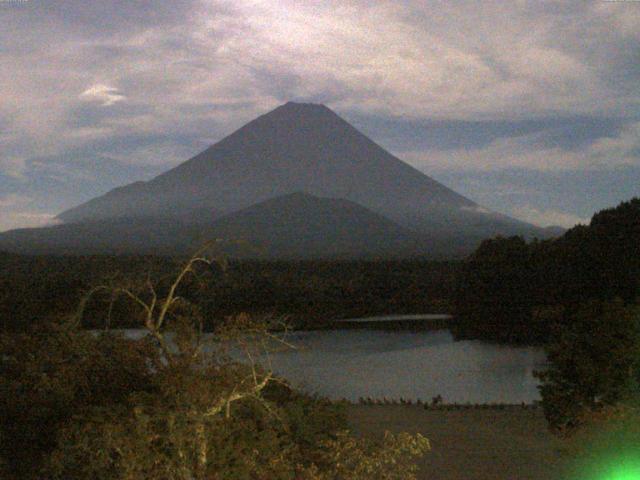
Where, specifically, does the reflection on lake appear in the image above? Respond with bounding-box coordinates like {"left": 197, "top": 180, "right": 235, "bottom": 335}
{"left": 266, "top": 329, "right": 546, "bottom": 404}
{"left": 335, "top": 314, "right": 452, "bottom": 323}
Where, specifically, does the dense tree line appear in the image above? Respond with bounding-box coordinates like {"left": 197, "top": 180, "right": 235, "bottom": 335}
{"left": 0, "top": 255, "right": 457, "bottom": 332}
{"left": 0, "top": 253, "right": 173, "bottom": 332}
{"left": 454, "top": 198, "right": 640, "bottom": 345}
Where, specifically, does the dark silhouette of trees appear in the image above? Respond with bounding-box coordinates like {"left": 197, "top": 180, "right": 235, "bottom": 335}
{"left": 535, "top": 300, "right": 640, "bottom": 435}
{"left": 0, "top": 256, "right": 457, "bottom": 332}
{"left": 454, "top": 197, "right": 640, "bottom": 345}
{"left": 0, "top": 323, "right": 158, "bottom": 479}
{"left": 453, "top": 198, "right": 640, "bottom": 433}
{"left": 454, "top": 236, "right": 539, "bottom": 344}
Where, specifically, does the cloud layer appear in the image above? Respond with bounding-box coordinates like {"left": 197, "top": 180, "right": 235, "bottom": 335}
{"left": 1, "top": 0, "right": 639, "bottom": 231}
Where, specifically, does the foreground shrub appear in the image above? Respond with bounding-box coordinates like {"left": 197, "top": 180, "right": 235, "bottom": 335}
{"left": 0, "top": 323, "right": 157, "bottom": 479}
{"left": 302, "top": 430, "right": 430, "bottom": 480}
{"left": 0, "top": 249, "right": 430, "bottom": 479}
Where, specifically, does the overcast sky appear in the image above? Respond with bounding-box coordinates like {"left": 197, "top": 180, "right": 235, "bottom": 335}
{"left": 1, "top": 0, "right": 639, "bottom": 232}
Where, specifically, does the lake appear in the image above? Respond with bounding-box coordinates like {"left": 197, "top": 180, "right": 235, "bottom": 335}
{"left": 120, "top": 326, "right": 547, "bottom": 404}
{"left": 266, "top": 329, "right": 546, "bottom": 404}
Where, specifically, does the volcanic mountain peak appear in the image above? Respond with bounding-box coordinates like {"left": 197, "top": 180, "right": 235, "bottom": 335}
{"left": 264, "top": 101, "right": 339, "bottom": 120}
{"left": 277, "top": 100, "right": 333, "bottom": 112}
{"left": 58, "top": 101, "right": 471, "bottom": 224}
{"left": 48, "top": 101, "right": 552, "bottom": 256}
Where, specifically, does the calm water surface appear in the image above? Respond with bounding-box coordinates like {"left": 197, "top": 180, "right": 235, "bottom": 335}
{"left": 121, "top": 327, "right": 546, "bottom": 404}
{"left": 264, "top": 329, "right": 546, "bottom": 404}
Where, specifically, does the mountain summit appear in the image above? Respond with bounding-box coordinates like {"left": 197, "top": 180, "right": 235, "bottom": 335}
{"left": 3, "top": 102, "right": 550, "bottom": 257}
{"left": 59, "top": 101, "right": 474, "bottom": 227}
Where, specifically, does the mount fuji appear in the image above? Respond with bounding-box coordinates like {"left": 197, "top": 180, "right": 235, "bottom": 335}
{"left": 0, "top": 102, "right": 555, "bottom": 257}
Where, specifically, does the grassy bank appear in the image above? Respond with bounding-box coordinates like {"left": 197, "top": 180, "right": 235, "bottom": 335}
{"left": 346, "top": 404, "right": 566, "bottom": 480}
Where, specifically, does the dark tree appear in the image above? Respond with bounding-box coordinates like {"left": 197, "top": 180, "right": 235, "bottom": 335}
{"left": 535, "top": 299, "right": 640, "bottom": 434}
{"left": 454, "top": 236, "right": 542, "bottom": 343}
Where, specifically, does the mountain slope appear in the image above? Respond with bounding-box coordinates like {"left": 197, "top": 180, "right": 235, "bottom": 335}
{"left": 0, "top": 217, "right": 194, "bottom": 255}
{"left": 199, "top": 192, "right": 426, "bottom": 258}
{"left": 0, "top": 193, "right": 430, "bottom": 258}
{"left": 58, "top": 102, "right": 543, "bottom": 243}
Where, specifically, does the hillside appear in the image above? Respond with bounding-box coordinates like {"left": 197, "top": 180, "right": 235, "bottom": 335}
{"left": 0, "top": 217, "right": 193, "bottom": 255}
{"left": 198, "top": 192, "right": 426, "bottom": 259}
{"left": 0, "top": 193, "right": 433, "bottom": 258}
{"left": 454, "top": 197, "right": 640, "bottom": 344}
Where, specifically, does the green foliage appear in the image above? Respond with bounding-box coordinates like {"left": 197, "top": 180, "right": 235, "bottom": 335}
{"left": 0, "top": 252, "right": 430, "bottom": 479}
{"left": 0, "top": 323, "right": 157, "bottom": 479}
{"left": 46, "top": 379, "right": 309, "bottom": 479}
{"left": 535, "top": 299, "right": 640, "bottom": 434}
{"left": 303, "top": 430, "right": 430, "bottom": 480}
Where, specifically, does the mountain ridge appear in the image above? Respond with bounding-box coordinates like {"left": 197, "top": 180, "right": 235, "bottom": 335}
{"left": 58, "top": 102, "right": 487, "bottom": 228}
{"left": 194, "top": 191, "right": 428, "bottom": 259}
{"left": 7, "top": 101, "right": 556, "bottom": 257}
{"left": 0, "top": 193, "right": 436, "bottom": 258}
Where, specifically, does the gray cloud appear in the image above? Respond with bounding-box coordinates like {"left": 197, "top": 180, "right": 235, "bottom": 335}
{"left": 14, "top": 0, "right": 199, "bottom": 38}
{"left": 432, "top": 165, "right": 640, "bottom": 227}
{"left": 1, "top": 0, "right": 639, "bottom": 229}
{"left": 343, "top": 113, "right": 632, "bottom": 152}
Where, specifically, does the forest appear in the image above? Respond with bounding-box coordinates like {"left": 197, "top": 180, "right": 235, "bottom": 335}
{"left": 454, "top": 198, "right": 640, "bottom": 436}
{"left": 0, "top": 254, "right": 431, "bottom": 479}
{"left": 0, "top": 255, "right": 457, "bottom": 332}
{"left": 3, "top": 199, "right": 639, "bottom": 347}
{"left": 454, "top": 198, "right": 640, "bottom": 345}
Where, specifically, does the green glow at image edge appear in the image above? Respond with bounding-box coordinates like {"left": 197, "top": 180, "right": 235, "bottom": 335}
{"left": 567, "top": 456, "right": 640, "bottom": 480}
{"left": 559, "top": 411, "right": 640, "bottom": 480}
{"left": 604, "top": 459, "right": 640, "bottom": 480}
